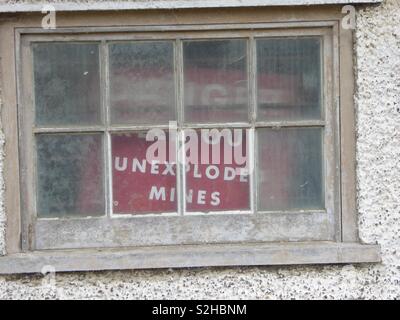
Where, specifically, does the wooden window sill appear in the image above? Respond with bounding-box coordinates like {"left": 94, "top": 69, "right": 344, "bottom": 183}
{"left": 0, "top": 241, "right": 381, "bottom": 274}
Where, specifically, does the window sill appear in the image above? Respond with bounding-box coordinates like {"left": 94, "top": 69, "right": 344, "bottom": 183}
{"left": 0, "top": 241, "right": 381, "bottom": 274}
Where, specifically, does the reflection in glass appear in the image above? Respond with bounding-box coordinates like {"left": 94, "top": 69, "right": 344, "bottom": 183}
{"left": 183, "top": 40, "right": 248, "bottom": 123}
{"left": 257, "top": 128, "right": 324, "bottom": 211}
{"left": 33, "top": 43, "right": 101, "bottom": 126}
{"left": 36, "top": 134, "right": 104, "bottom": 217}
{"left": 257, "top": 37, "right": 321, "bottom": 121}
{"left": 109, "top": 42, "right": 175, "bottom": 125}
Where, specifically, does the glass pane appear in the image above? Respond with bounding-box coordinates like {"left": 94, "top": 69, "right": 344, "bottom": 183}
{"left": 256, "top": 37, "right": 321, "bottom": 121}
{"left": 36, "top": 134, "right": 104, "bottom": 217}
{"left": 185, "top": 128, "right": 250, "bottom": 212}
{"left": 257, "top": 128, "right": 324, "bottom": 211}
{"left": 109, "top": 42, "right": 175, "bottom": 125}
{"left": 33, "top": 43, "right": 101, "bottom": 126}
{"left": 112, "top": 131, "right": 177, "bottom": 214}
{"left": 183, "top": 40, "right": 248, "bottom": 123}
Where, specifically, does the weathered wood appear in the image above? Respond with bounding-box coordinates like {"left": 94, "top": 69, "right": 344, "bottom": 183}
{"left": 339, "top": 24, "right": 359, "bottom": 242}
{"left": 35, "top": 212, "right": 333, "bottom": 250}
{"left": 0, "top": 242, "right": 381, "bottom": 274}
{"left": 0, "top": 22, "right": 21, "bottom": 254}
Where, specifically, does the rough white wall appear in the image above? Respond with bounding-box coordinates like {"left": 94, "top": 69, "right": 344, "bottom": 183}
{"left": 0, "top": 0, "right": 399, "bottom": 299}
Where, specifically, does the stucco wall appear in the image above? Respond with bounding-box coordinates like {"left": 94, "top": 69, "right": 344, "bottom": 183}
{"left": 0, "top": 0, "right": 399, "bottom": 299}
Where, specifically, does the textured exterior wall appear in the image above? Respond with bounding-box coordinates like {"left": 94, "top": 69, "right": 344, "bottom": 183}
{"left": 0, "top": 0, "right": 383, "bottom": 11}
{"left": 0, "top": 0, "right": 399, "bottom": 299}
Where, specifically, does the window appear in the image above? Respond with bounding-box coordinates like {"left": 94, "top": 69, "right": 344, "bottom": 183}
{"left": 0, "top": 7, "right": 381, "bottom": 274}
{"left": 19, "top": 28, "right": 338, "bottom": 250}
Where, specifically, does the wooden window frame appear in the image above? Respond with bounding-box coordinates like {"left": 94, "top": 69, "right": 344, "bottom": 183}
{"left": 0, "top": 7, "right": 380, "bottom": 274}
